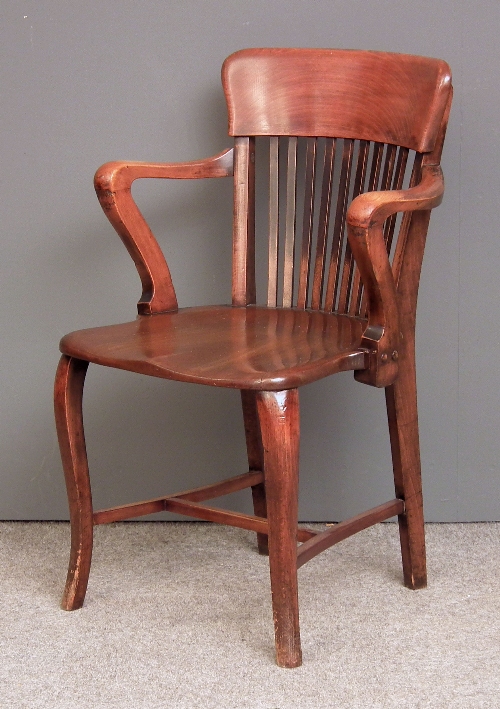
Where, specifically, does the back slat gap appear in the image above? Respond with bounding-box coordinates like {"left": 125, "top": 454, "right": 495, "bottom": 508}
{"left": 283, "top": 137, "right": 298, "bottom": 307}
{"left": 392, "top": 152, "right": 423, "bottom": 283}
{"left": 338, "top": 140, "right": 369, "bottom": 314}
{"left": 297, "top": 138, "right": 317, "bottom": 309}
{"left": 267, "top": 136, "right": 280, "bottom": 306}
{"left": 324, "top": 139, "right": 354, "bottom": 312}
{"left": 349, "top": 141, "right": 385, "bottom": 316}
{"left": 310, "top": 138, "right": 336, "bottom": 310}
{"left": 384, "top": 147, "right": 409, "bottom": 256}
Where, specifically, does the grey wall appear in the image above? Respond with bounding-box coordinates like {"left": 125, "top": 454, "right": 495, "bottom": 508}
{"left": 1, "top": 1, "right": 499, "bottom": 522}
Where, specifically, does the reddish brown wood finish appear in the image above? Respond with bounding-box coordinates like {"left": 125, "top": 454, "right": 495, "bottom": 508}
{"left": 256, "top": 389, "right": 301, "bottom": 668}
{"left": 92, "top": 471, "right": 265, "bottom": 524}
{"left": 296, "top": 499, "right": 405, "bottom": 569}
{"left": 222, "top": 48, "right": 451, "bottom": 151}
{"left": 296, "top": 138, "right": 317, "bottom": 309}
{"left": 347, "top": 163, "right": 444, "bottom": 387}
{"left": 54, "top": 355, "right": 92, "bottom": 611}
{"left": 95, "top": 149, "right": 233, "bottom": 315}
{"left": 232, "top": 139, "right": 256, "bottom": 306}
{"left": 324, "top": 139, "right": 354, "bottom": 312}
{"left": 60, "top": 306, "right": 368, "bottom": 391}
{"left": 311, "top": 138, "right": 336, "bottom": 310}
{"left": 337, "top": 139, "right": 369, "bottom": 314}
{"left": 55, "top": 49, "right": 452, "bottom": 667}
{"left": 241, "top": 390, "right": 268, "bottom": 554}
{"left": 386, "top": 209, "right": 434, "bottom": 589}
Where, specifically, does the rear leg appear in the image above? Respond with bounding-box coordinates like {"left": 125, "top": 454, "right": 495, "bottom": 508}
{"left": 386, "top": 341, "right": 426, "bottom": 590}
{"left": 241, "top": 390, "right": 268, "bottom": 555}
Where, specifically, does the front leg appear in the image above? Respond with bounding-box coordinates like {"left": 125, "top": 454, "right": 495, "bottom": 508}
{"left": 54, "top": 355, "right": 93, "bottom": 610}
{"left": 256, "top": 389, "right": 302, "bottom": 668}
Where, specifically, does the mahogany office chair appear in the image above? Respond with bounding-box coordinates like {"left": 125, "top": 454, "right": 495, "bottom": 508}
{"left": 55, "top": 48, "right": 452, "bottom": 667}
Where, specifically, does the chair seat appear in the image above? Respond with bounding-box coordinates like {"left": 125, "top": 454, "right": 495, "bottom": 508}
{"left": 60, "top": 305, "right": 368, "bottom": 390}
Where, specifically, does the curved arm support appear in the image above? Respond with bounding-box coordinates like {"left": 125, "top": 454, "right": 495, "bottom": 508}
{"left": 346, "top": 165, "right": 444, "bottom": 387}
{"left": 94, "top": 148, "right": 234, "bottom": 315}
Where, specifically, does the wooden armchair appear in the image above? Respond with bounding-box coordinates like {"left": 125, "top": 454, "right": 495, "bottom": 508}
{"left": 54, "top": 48, "right": 452, "bottom": 667}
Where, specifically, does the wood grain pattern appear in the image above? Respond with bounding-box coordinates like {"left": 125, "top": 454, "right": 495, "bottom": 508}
{"left": 384, "top": 147, "right": 409, "bottom": 254}
{"left": 380, "top": 143, "right": 397, "bottom": 193}
{"left": 95, "top": 149, "right": 233, "bottom": 315}
{"left": 232, "top": 138, "right": 256, "bottom": 306}
{"left": 54, "top": 355, "right": 92, "bottom": 611}
{"left": 337, "top": 139, "right": 369, "bottom": 313}
{"left": 60, "top": 306, "right": 368, "bottom": 391}
{"left": 257, "top": 389, "right": 302, "bottom": 668}
{"left": 56, "top": 48, "right": 452, "bottom": 666}
{"left": 311, "top": 138, "right": 336, "bottom": 310}
{"left": 283, "top": 137, "right": 298, "bottom": 308}
{"left": 223, "top": 48, "right": 451, "bottom": 151}
{"left": 267, "top": 137, "right": 280, "bottom": 307}
{"left": 348, "top": 164, "right": 444, "bottom": 387}
{"left": 386, "top": 209, "right": 434, "bottom": 589}
{"left": 296, "top": 138, "right": 317, "bottom": 309}
{"left": 390, "top": 153, "right": 423, "bottom": 284}
{"left": 324, "top": 138, "right": 354, "bottom": 312}
{"left": 349, "top": 141, "right": 385, "bottom": 315}
{"left": 422, "top": 87, "right": 453, "bottom": 167}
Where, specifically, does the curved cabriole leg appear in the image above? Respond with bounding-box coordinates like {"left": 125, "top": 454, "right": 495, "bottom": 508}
{"left": 54, "top": 355, "right": 93, "bottom": 610}
{"left": 241, "top": 390, "right": 268, "bottom": 555}
{"left": 386, "top": 340, "right": 427, "bottom": 590}
{"left": 256, "top": 389, "right": 302, "bottom": 668}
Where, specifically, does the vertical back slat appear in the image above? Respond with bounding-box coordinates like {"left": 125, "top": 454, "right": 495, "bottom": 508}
{"left": 391, "top": 152, "right": 423, "bottom": 284}
{"left": 232, "top": 137, "right": 256, "bottom": 306}
{"left": 337, "top": 140, "right": 369, "bottom": 313}
{"left": 357, "top": 145, "right": 414, "bottom": 317}
{"left": 310, "top": 138, "right": 336, "bottom": 310}
{"left": 267, "top": 137, "right": 280, "bottom": 307}
{"left": 297, "top": 138, "right": 317, "bottom": 309}
{"left": 384, "top": 147, "right": 409, "bottom": 253}
{"left": 368, "top": 142, "right": 384, "bottom": 191}
{"left": 380, "top": 144, "right": 397, "bottom": 191}
{"left": 349, "top": 141, "right": 385, "bottom": 316}
{"left": 324, "top": 139, "right": 354, "bottom": 312}
{"left": 282, "top": 137, "right": 298, "bottom": 307}
{"left": 357, "top": 143, "right": 397, "bottom": 315}
{"left": 252, "top": 136, "right": 420, "bottom": 317}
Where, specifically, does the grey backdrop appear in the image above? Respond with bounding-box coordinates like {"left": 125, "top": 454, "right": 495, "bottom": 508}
{"left": 2, "top": 1, "right": 499, "bottom": 522}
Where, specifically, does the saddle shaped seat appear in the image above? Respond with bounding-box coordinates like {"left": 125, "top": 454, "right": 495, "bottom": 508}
{"left": 60, "top": 306, "right": 367, "bottom": 389}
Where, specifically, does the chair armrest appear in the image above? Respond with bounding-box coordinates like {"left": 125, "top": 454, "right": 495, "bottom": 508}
{"left": 346, "top": 164, "right": 444, "bottom": 387}
{"left": 348, "top": 164, "right": 444, "bottom": 229}
{"left": 94, "top": 148, "right": 234, "bottom": 315}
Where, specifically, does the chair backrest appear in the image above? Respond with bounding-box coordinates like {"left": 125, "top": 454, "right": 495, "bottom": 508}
{"left": 222, "top": 48, "right": 452, "bottom": 312}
